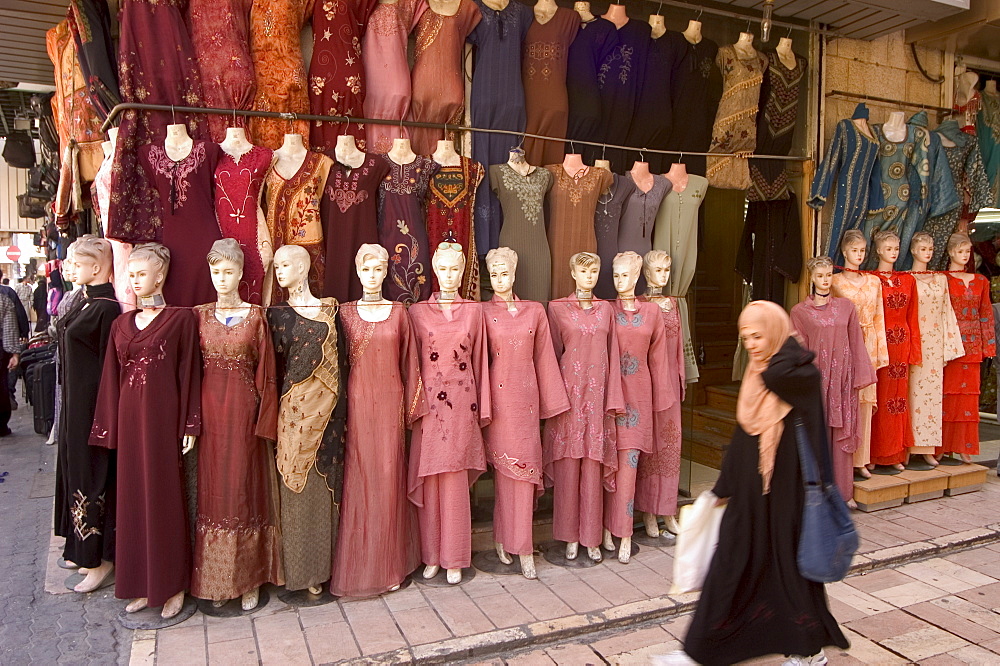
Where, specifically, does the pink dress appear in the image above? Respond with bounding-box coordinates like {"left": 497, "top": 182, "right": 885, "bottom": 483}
{"left": 791, "top": 296, "right": 876, "bottom": 500}
{"left": 605, "top": 300, "right": 673, "bottom": 538}
{"left": 543, "top": 297, "right": 624, "bottom": 548}
{"left": 332, "top": 303, "right": 427, "bottom": 597}
{"left": 634, "top": 296, "right": 686, "bottom": 518}
{"left": 362, "top": 0, "right": 427, "bottom": 154}
{"left": 214, "top": 146, "right": 274, "bottom": 305}
{"left": 483, "top": 296, "right": 569, "bottom": 555}
{"left": 407, "top": 295, "right": 491, "bottom": 569}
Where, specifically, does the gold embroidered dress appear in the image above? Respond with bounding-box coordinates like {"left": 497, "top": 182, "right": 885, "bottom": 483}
{"left": 706, "top": 44, "right": 768, "bottom": 190}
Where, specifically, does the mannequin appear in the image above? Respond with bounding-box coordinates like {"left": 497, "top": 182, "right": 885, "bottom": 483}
{"left": 882, "top": 111, "right": 908, "bottom": 143}
{"left": 734, "top": 31, "right": 756, "bottom": 59}
{"left": 90, "top": 243, "right": 201, "bottom": 619}
{"left": 562, "top": 152, "right": 587, "bottom": 178}
{"left": 409, "top": 240, "right": 491, "bottom": 585}
{"left": 987, "top": 79, "right": 998, "bottom": 95}
{"left": 335, "top": 134, "right": 366, "bottom": 169}
{"left": 648, "top": 12, "right": 665, "bottom": 39}
{"left": 93, "top": 131, "right": 134, "bottom": 313}
{"left": 190, "top": 239, "right": 281, "bottom": 611}
{"left": 388, "top": 137, "right": 417, "bottom": 166}
{"left": 220, "top": 126, "right": 254, "bottom": 159}
{"left": 533, "top": 0, "right": 557, "bottom": 23}
{"left": 635, "top": 250, "right": 685, "bottom": 537}
{"left": 164, "top": 123, "right": 193, "bottom": 161}
{"left": 331, "top": 244, "right": 426, "bottom": 597}
{"left": 776, "top": 37, "right": 796, "bottom": 70}
{"left": 508, "top": 147, "right": 534, "bottom": 177}
{"left": 664, "top": 162, "right": 689, "bottom": 194}
{"left": 54, "top": 236, "right": 120, "bottom": 594}
{"left": 602, "top": 3, "right": 628, "bottom": 28}
{"left": 574, "top": 0, "right": 594, "bottom": 21}
{"left": 273, "top": 133, "right": 309, "bottom": 179}
{"left": 604, "top": 252, "right": 670, "bottom": 564}
{"left": 682, "top": 19, "right": 702, "bottom": 44}
{"left": 483, "top": 248, "right": 569, "bottom": 579}
{"left": 630, "top": 160, "right": 654, "bottom": 193}
{"left": 544, "top": 252, "right": 625, "bottom": 562}
{"left": 908, "top": 233, "right": 964, "bottom": 468}
{"left": 432, "top": 139, "right": 461, "bottom": 167}
{"left": 268, "top": 245, "right": 342, "bottom": 596}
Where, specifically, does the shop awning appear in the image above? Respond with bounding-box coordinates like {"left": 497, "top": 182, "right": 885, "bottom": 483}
{"left": 906, "top": 0, "right": 1000, "bottom": 63}
{"left": 0, "top": 0, "right": 67, "bottom": 88}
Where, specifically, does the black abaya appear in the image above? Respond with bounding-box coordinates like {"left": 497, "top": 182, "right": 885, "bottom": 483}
{"left": 684, "top": 337, "right": 849, "bottom": 665}
{"left": 663, "top": 33, "right": 720, "bottom": 177}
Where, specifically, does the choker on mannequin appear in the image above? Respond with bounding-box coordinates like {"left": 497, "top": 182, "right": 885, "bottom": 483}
{"left": 362, "top": 292, "right": 383, "bottom": 302}
{"left": 814, "top": 290, "right": 831, "bottom": 298}
{"left": 139, "top": 294, "right": 165, "bottom": 309}
{"left": 575, "top": 288, "right": 592, "bottom": 300}
{"left": 439, "top": 289, "right": 458, "bottom": 301}
{"left": 645, "top": 286, "right": 662, "bottom": 297}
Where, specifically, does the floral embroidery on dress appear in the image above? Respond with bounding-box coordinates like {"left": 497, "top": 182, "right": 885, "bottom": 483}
{"left": 621, "top": 351, "right": 640, "bottom": 376}
{"left": 71, "top": 490, "right": 104, "bottom": 541}
{"left": 499, "top": 164, "right": 548, "bottom": 225}
{"left": 146, "top": 142, "right": 208, "bottom": 211}
{"left": 124, "top": 339, "right": 168, "bottom": 388}
{"left": 616, "top": 403, "right": 640, "bottom": 428}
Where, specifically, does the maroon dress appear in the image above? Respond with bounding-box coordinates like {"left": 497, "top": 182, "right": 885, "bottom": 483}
{"left": 214, "top": 146, "right": 274, "bottom": 305}
{"left": 90, "top": 309, "right": 202, "bottom": 607}
{"left": 140, "top": 140, "right": 223, "bottom": 308}
{"left": 320, "top": 154, "right": 391, "bottom": 302}
{"left": 425, "top": 157, "right": 484, "bottom": 298}
{"left": 332, "top": 303, "right": 427, "bottom": 597}
{"left": 522, "top": 7, "right": 579, "bottom": 166}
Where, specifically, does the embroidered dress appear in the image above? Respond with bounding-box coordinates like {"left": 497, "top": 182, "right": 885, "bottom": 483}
{"left": 909, "top": 274, "right": 964, "bottom": 454}
{"left": 377, "top": 155, "right": 439, "bottom": 305}
{"left": 426, "top": 157, "right": 485, "bottom": 298}
{"left": 618, "top": 174, "right": 671, "bottom": 277}
{"left": 407, "top": 295, "right": 491, "bottom": 570}
{"left": 595, "top": 174, "right": 637, "bottom": 299}
{"left": 139, "top": 140, "right": 222, "bottom": 307}
{"left": 215, "top": 146, "right": 274, "bottom": 305}
{"left": 664, "top": 33, "right": 720, "bottom": 177}
{"left": 66, "top": 0, "right": 120, "bottom": 121}
{"left": 870, "top": 272, "right": 921, "bottom": 465}
{"left": 522, "top": 7, "right": 579, "bottom": 167}
{"left": 941, "top": 274, "right": 996, "bottom": 455}
{"left": 596, "top": 20, "right": 652, "bottom": 173}
{"left": 748, "top": 52, "right": 807, "bottom": 202}
{"left": 263, "top": 151, "right": 333, "bottom": 300}
{"left": 565, "top": 17, "right": 618, "bottom": 164}
{"left": 808, "top": 120, "right": 884, "bottom": 262}
{"left": 90, "top": 309, "right": 202, "bottom": 607}
{"left": 624, "top": 32, "right": 685, "bottom": 172}
{"left": 191, "top": 305, "right": 283, "bottom": 601}
{"left": 978, "top": 90, "right": 1000, "bottom": 207}
{"left": 545, "top": 165, "right": 613, "bottom": 300}
{"left": 54, "top": 283, "right": 120, "bottom": 570}
{"left": 332, "top": 303, "right": 427, "bottom": 597}
{"left": 706, "top": 44, "right": 768, "bottom": 190}
{"left": 791, "top": 296, "right": 876, "bottom": 500}
{"left": 320, "top": 154, "right": 391, "bottom": 302}
{"left": 267, "top": 299, "right": 343, "bottom": 591}
{"left": 483, "top": 296, "right": 569, "bottom": 555}
{"left": 46, "top": 19, "right": 103, "bottom": 178}
{"left": 544, "top": 298, "right": 624, "bottom": 548}
{"left": 490, "top": 164, "right": 553, "bottom": 302}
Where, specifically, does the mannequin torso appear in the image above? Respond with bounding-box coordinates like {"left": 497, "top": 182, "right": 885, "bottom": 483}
{"left": 682, "top": 19, "right": 701, "bottom": 44}
{"left": 335, "top": 135, "right": 366, "bottom": 169}
{"left": 428, "top": 0, "right": 461, "bottom": 16}
{"left": 648, "top": 14, "right": 665, "bottom": 39}
{"left": 630, "top": 161, "right": 654, "bottom": 193}
{"left": 388, "top": 137, "right": 418, "bottom": 165}
{"left": 164, "top": 124, "right": 193, "bottom": 162}
{"left": 533, "top": 0, "right": 557, "bottom": 24}
{"left": 220, "top": 127, "right": 255, "bottom": 161}
{"left": 508, "top": 148, "right": 535, "bottom": 176}
{"left": 432, "top": 140, "right": 462, "bottom": 167}
{"left": 776, "top": 37, "right": 796, "bottom": 70}
{"left": 734, "top": 32, "right": 756, "bottom": 59}
{"left": 882, "top": 111, "right": 908, "bottom": 143}
{"left": 561, "top": 153, "right": 587, "bottom": 178}
{"left": 602, "top": 3, "right": 627, "bottom": 28}
{"left": 273, "top": 134, "right": 308, "bottom": 179}
{"left": 574, "top": 1, "right": 594, "bottom": 21}
{"left": 665, "top": 163, "right": 689, "bottom": 192}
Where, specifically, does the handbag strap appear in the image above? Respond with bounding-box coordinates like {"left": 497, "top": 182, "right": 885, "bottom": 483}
{"left": 793, "top": 415, "right": 835, "bottom": 487}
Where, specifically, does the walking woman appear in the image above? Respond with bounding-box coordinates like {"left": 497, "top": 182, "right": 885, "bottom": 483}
{"left": 664, "top": 300, "right": 849, "bottom": 666}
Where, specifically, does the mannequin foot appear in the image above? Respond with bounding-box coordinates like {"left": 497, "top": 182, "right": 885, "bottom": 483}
{"left": 212, "top": 599, "right": 227, "bottom": 608}
{"left": 241, "top": 588, "right": 259, "bottom": 611}
{"left": 495, "top": 541, "right": 513, "bottom": 565}
{"left": 78, "top": 567, "right": 89, "bottom": 575}
{"left": 893, "top": 463, "right": 905, "bottom": 471}
{"left": 519, "top": 554, "right": 537, "bottom": 580}
{"left": 855, "top": 466, "right": 871, "bottom": 479}
{"left": 74, "top": 561, "right": 113, "bottom": 593}
{"left": 664, "top": 515, "right": 680, "bottom": 535}
{"left": 307, "top": 585, "right": 322, "bottom": 595}
{"left": 565, "top": 542, "right": 579, "bottom": 560}
{"left": 961, "top": 454, "right": 973, "bottom": 463}
{"left": 866, "top": 464, "right": 875, "bottom": 471}
{"left": 161, "top": 591, "right": 185, "bottom": 619}
{"left": 602, "top": 529, "right": 615, "bottom": 552}
{"left": 618, "top": 537, "right": 632, "bottom": 564}
{"left": 643, "top": 512, "right": 660, "bottom": 538}
{"left": 446, "top": 568, "right": 462, "bottom": 585}
{"left": 922, "top": 454, "right": 939, "bottom": 467}
{"left": 125, "top": 598, "right": 149, "bottom": 614}
{"left": 422, "top": 565, "right": 440, "bottom": 579}
{"left": 389, "top": 584, "right": 401, "bottom": 592}
{"left": 587, "top": 546, "right": 603, "bottom": 562}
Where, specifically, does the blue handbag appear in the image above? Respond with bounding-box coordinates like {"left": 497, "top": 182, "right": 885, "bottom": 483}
{"left": 793, "top": 416, "right": 859, "bottom": 583}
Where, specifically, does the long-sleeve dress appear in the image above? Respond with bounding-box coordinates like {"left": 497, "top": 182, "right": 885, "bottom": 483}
{"left": 543, "top": 298, "right": 624, "bottom": 548}
{"left": 483, "top": 296, "right": 569, "bottom": 555}
{"left": 871, "top": 272, "right": 921, "bottom": 466}
{"left": 565, "top": 16, "right": 617, "bottom": 164}
{"left": 596, "top": 20, "right": 651, "bottom": 173}
{"left": 191, "top": 305, "right": 283, "bottom": 601}
{"left": 791, "top": 295, "right": 876, "bottom": 500}
{"left": 941, "top": 274, "right": 996, "bottom": 456}
{"left": 89, "top": 308, "right": 202, "bottom": 607}
{"left": 831, "top": 274, "right": 890, "bottom": 470}
{"left": 332, "top": 303, "right": 427, "bottom": 597}
{"left": 54, "top": 283, "right": 120, "bottom": 570}
{"left": 909, "top": 274, "right": 965, "bottom": 454}
{"left": 683, "top": 337, "right": 850, "bottom": 666}
{"left": 408, "top": 295, "right": 491, "bottom": 570}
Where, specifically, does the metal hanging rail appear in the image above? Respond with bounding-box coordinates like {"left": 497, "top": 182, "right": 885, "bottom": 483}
{"left": 825, "top": 90, "right": 952, "bottom": 117}
{"left": 99, "top": 102, "right": 813, "bottom": 162}
{"left": 648, "top": 0, "right": 844, "bottom": 38}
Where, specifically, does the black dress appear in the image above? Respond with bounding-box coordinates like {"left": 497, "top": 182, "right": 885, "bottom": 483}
{"left": 54, "top": 282, "right": 121, "bottom": 568}
{"left": 736, "top": 195, "right": 803, "bottom": 307}
{"left": 565, "top": 17, "right": 617, "bottom": 164}
{"left": 597, "top": 20, "right": 652, "bottom": 173}
{"left": 625, "top": 32, "right": 684, "bottom": 173}
{"left": 683, "top": 337, "right": 850, "bottom": 665}
{"left": 664, "top": 33, "right": 721, "bottom": 177}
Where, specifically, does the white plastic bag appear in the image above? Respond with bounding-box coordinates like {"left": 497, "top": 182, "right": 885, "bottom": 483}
{"left": 670, "top": 491, "right": 726, "bottom": 595}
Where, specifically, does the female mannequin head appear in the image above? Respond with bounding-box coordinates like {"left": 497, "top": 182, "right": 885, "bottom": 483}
{"left": 840, "top": 229, "right": 867, "bottom": 269}
{"left": 873, "top": 230, "right": 900, "bottom": 267}
{"left": 805, "top": 256, "right": 834, "bottom": 294}
{"left": 72, "top": 235, "right": 113, "bottom": 287}
{"left": 354, "top": 243, "right": 389, "bottom": 295}
{"left": 642, "top": 250, "right": 671, "bottom": 290}
{"left": 128, "top": 243, "right": 170, "bottom": 299}
{"left": 206, "top": 238, "right": 245, "bottom": 298}
{"left": 947, "top": 233, "right": 973, "bottom": 270}
{"left": 432, "top": 241, "right": 466, "bottom": 294}
{"left": 569, "top": 252, "right": 600, "bottom": 292}
{"left": 485, "top": 247, "right": 518, "bottom": 298}
{"left": 612, "top": 251, "right": 643, "bottom": 296}
{"left": 273, "top": 244, "right": 311, "bottom": 292}
{"left": 62, "top": 246, "right": 77, "bottom": 286}
{"left": 910, "top": 232, "right": 935, "bottom": 268}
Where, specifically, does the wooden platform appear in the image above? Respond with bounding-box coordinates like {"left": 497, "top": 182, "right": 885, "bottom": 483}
{"left": 896, "top": 469, "right": 949, "bottom": 503}
{"left": 936, "top": 463, "right": 989, "bottom": 496}
{"left": 853, "top": 474, "right": 909, "bottom": 512}
{"left": 853, "top": 463, "right": 988, "bottom": 511}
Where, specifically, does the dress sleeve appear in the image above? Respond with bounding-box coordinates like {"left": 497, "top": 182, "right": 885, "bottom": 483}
{"left": 808, "top": 120, "right": 845, "bottom": 209}
{"left": 401, "top": 309, "right": 428, "bottom": 426}
{"left": 846, "top": 301, "right": 877, "bottom": 390}
{"left": 907, "top": 278, "right": 922, "bottom": 366}
{"left": 533, "top": 306, "right": 570, "bottom": 419}
{"left": 873, "top": 281, "right": 890, "bottom": 370}
{"left": 980, "top": 277, "right": 997, "bottom": 358}
{"left": 547, "top": 303, "right": 564, "bottom": 360}
{"left": 89, "top": 319, "right": 121, "bottom": 449}
{"left": 604, "top": 309, "right": 625, "bottom": 415}
{"left": 473, "top": 306, "right": 492, "bottom": 427}
{"left": 968, "top": 141, "right": 992, "bottom": 216}
{"left": 789, "top": 304, "right": 810, "bottom": 351}
{"left": 253, "top": 310, "right": 279, "bottom": 442}
{"left": 670, "top": 301, "right": 686, "bottom": 402}
{"left": 95, "top": 301, "right": 120, "bottom": 373}
{"left": 928, "top": 138, "right": 961, "bottom": 219}
{"left": 176, "top": 311, "right": 203, "bottom": 438}
{"left": 942, "top": 284, "right": 965, "bottom": 362}
{"left": 647, "top": 305, "right": 674, "bottom": 413}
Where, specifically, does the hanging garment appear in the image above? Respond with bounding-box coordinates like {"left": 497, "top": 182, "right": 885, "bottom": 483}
{"left": 706, "top": 44, "right": 768, "bottom": 190}
{"left": 623, "top": 32, "right": 684, "bottom": 172}
{"left": 736, "top": 196, "right": 803, "bottom": 307}
{"left": 748, "top": 51, "right": 807, "bottom": 202}
{"left": 597, "top": 20, "right": 652, "bottom": 173}
{"left": 664, "top": 33, "right": 720, "bottom": 178}
{"left": 594, "top": 173, "right": 637, "bottom": 300}
{"left": 489, "top": 164, "right": 553, "bottom": 302}
{"left": 92, "top": 155, "right": 135, "bottom": 311}
{"left": 426, "top": 157, "right": 485, "bottom": 299}
{"left": 618, "top": 173, "right": 671, "bottom": 294}
{"left": 67, "top": 0, "right": 120, "bottom": 119}
{"left": 978, "top": 89, "right": 1000, "bottom": 207}
{"left": 808, "top": 119, "right": 883, "bottom": 262}
{"left": 46, "top": 19, "right": 104, "bottom": 177}
{"left": 565, "top": 16, "right": 618, "bottom": 164}
{"left": 545, "top": 165, "right": 613, "bottom": 300}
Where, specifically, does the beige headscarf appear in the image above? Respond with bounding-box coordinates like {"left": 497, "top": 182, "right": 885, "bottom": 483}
{"left": 736, "top": 300, "right": 793, "bottom": 494}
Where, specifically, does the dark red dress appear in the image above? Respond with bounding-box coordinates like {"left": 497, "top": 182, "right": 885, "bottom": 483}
{"left": 90, "top": 309, "right": 202, "bottom": 607}
{"left": 139, "top": 140, "right": 223, "bottom": 308}
{"left": 870, "top": 272, "right": 921, "bottom": 465}
{"left": 425, "top": 157, "right": 484, "bottom": 299}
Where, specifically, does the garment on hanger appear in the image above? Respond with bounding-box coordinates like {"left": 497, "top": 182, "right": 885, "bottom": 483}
{"left": 490, "top": 163, "right": 554, "bottom": 302}
{"left": 663, "top": 32, "right": 720, "bottom": 177}
{"left": 706, "top": 44, "right": 768, "bottom": 190}
{"left": 565, "top": 16, "right": 618, "bottom": 164}
{"left": 377, "top": 154, "right": 439, "bottom": 304}
{"left": 594, "top": 174, "right": 637, "bottom": 299}
{"left": 545, "top": 165, "right": 613, "bottom": 299}
{"left": 363, "top": 0, "right": 428, "bottom": 153}
{"left": 523, "top": 7, "right": 580, "bottom": 166}
{"left": 978, "top": 90, "right": 1000, "bottom": 206}
{"left": 67, "top": 0, "right": 120, "bottom": 119}
{"left": 597, "top": 20, "right": 652, "bottom": 173}
{"left": 46, "top": 19, "right": 104, "bottom": 174}
{"left": 426, "top": 157, "right": 485, "bottom": 299}
{"left": 625, "top": 31, "right": 684, "bottom": 172}
{"left": 619, "top": 173, "right": 671, "bottom": 288}
{"left": 736, "top": 196, "right": 802, "bottom": 307}
{"left": 186, "top": 0, "right": 255, "bottom": 142}
{"left": 748, "top": 51, "right": 807, "bottom": 202}
{"left": 248, "top": 0, "right": 312, "bottom": 149}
